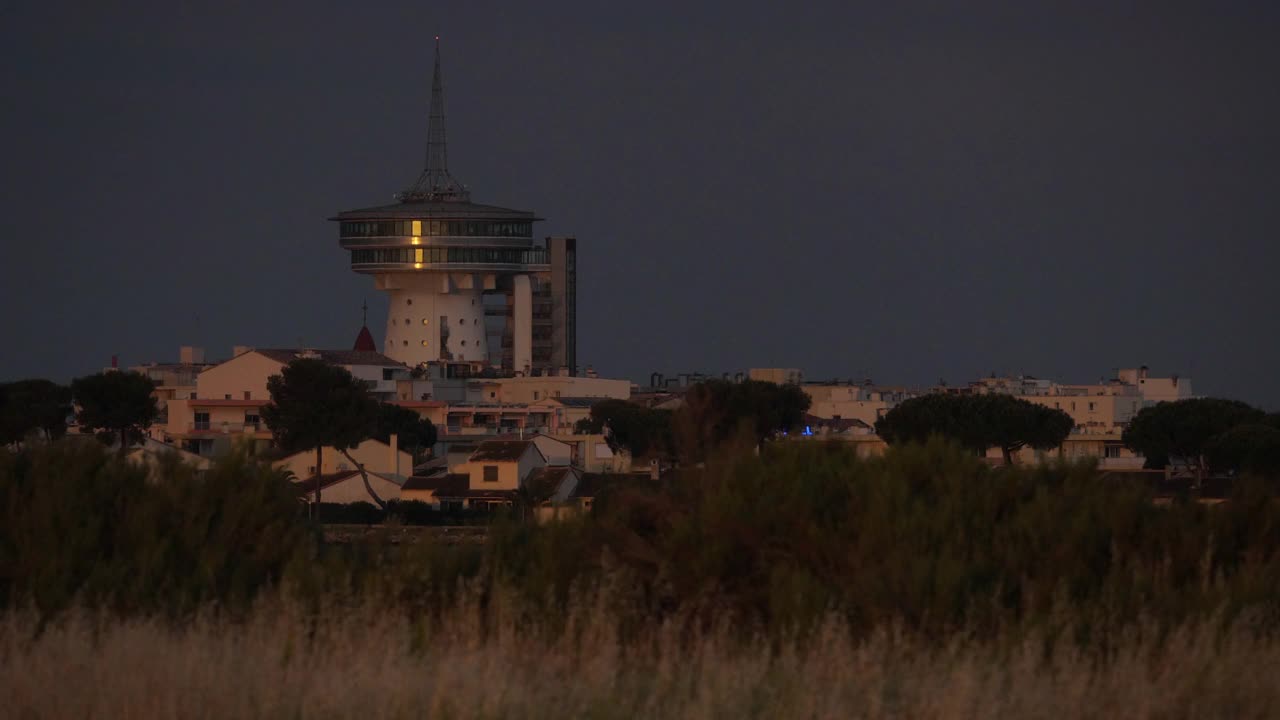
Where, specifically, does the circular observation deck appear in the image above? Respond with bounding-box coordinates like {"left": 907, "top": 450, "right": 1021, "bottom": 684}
{"left": 333, "top": 200, "right": 547, "bottom": 274}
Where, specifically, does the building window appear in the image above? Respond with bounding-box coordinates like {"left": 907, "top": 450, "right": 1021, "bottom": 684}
{"left": 461, "top": 341, "right": 467, "bottom": 347}
{"left": 406, "top": 299, "right": 412, "bottom": 305}
{"left": 1105, "top": 445, "right": 1122, "bottom": 458}
{"left": 403, "top": 340, "right": 408, "bottom": 347}
{"left": 533, "top": 391, "right": 540, "bottom": 400}
{"left": 458, "top": 318, "right": 465, "bottom": 325}
{"left": 483, "top": 465, "right": 498, "bottom": 482}
{"left": 194, "top": 412, "right": 210, "bottom": 430}
{"left": 404, "top": 319, "right": 410, "bottom": 325}
{"left": 224, "top": 394, "right": 232, "bottom": 400}
{"left": 1088, "top": 402, "right": 1096, "bottom": 411}
{"left": 382, "top": 369, "right": 394, "bottom": 381}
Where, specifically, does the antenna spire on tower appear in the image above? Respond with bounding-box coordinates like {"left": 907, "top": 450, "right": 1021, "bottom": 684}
{"left": 399, "top": 36, "right": 470, "bottom": 203}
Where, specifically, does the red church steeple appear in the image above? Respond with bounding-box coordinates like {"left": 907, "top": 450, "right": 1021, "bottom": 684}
{"left": 353, "top": 300, "right": 376, "bottom": 351}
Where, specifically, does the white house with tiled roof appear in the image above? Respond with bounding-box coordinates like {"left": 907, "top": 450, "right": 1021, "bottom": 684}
{"left": 294, "top": 469, "right": 404, "bottom": 505}
{"left": 402, "top": 438, "right": 553, "bottom": 511}
{"left": 455, "top": 439, "right": 547, "bottom": 490}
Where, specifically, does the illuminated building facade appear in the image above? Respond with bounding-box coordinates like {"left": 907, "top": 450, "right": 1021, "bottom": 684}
{"left": 334, "top": 40, "right": 576, "bottom": 375}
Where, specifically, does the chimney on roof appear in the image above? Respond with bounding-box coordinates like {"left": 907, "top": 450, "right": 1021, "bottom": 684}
{"left": 180, "top": 346, "right": 205, "bottom": 364}
{"left": 111, "top": 355, "right": 118, "bottom": 369}
{"left": 389, "top": 433, "right": 399, "bottom": 477}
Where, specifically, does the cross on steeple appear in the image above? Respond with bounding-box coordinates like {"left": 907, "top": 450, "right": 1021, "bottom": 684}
{"left": 398, "top": 37, "right": 470, "bottom": 203}
{"left": 353, "top": 299, "right": 377, "bottom": 352}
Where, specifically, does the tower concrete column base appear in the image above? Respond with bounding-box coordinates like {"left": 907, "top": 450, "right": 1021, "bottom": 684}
{"left": 378, "top": 273, "right": 487, "bottom": 366}
{"left": 513, "top": 274, "right": 532, "bottom": 375}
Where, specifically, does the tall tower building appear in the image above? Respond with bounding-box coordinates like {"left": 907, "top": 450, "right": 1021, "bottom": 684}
{"left": 334, "top": 40, "right": 577, "bottom": 375}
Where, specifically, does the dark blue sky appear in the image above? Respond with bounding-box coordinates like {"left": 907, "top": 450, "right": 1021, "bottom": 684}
{"left": 2, "top": 1, "right": 1278, "bottom": 407}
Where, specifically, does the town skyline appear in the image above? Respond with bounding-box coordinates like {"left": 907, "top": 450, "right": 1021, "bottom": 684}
{"left": 2, "top": 1, "right": 1277, "bottom": 408}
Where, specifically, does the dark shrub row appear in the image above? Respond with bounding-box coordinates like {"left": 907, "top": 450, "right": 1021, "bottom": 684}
{"left": 4, "top": 439, "right": 1279, "bottom": 642}
{"left": 0, "top": 441, "right": 311, "bottom": 617}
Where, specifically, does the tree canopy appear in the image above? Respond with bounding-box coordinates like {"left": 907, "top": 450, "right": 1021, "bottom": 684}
{"left": 675, "top": 379, "right": 811, "bottom": 458}
{"left": 0, "top": 379, "right": 72, "bottom": 446}
{"left": 578, "top": 399, "right": 673, "bottom": 460}
{"left": 262, "top": 359, "right": 380, "bottom": 507}
{"left": 875, "top": 392, "right": 1074, "bottom": 464}
{"left": 70, "top": 372, "right": 158, "bottom": 451}
{"left": 1122, "top": 398, "right": 1266, "bottom": 472}
{"left": 1205, "top": 424, "right": 1280, "bottom": 478}
{"left": 374, "top": 403, "right": 437, "bottom": 460}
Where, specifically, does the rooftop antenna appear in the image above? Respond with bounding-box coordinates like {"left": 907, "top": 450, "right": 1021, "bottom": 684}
{"left": 398, "top": 36, "right": 470, "bottom": 203}
{"left": 361, "top": 299, "right": 368, "bottom": 326}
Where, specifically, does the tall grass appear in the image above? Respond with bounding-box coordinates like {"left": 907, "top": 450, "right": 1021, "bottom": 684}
{"left": 3, "top": 598, "right": 1278, "bottom": 719}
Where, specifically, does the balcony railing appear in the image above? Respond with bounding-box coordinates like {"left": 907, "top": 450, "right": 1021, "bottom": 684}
{"left": 441, "top": 425, "right": 552, "bottom": 437}
{"left": 187, "top": 422, "right": 268, "bottom": 434}
{"left": 350, "top": 247, "right": 550, "bottom": 270}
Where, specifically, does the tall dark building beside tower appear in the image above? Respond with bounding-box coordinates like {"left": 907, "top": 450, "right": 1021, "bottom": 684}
{"left": 333, "top": 40, "right": 577, "bottom": 376}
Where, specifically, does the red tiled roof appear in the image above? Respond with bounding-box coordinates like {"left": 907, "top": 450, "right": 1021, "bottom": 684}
{"left": 527, "top": 466, "right": 573, "bottom": 501}
{"left": 402, "top": 473, "right": 469, "bottom": 494}
{"left": 802, "top": 414, "right": 872, "bottom": 432}
{"left": 470, "top": 440, "right": 541, "bottom": 462}
{"left": 293, "top": 471, "right": 361, "bottom": 494}
{"left": 400, "top": 473, "right": 517, "bottom": 501}
{"left": 253, "top": 348, "right": 404, "bottom": 368}
{"left": 353, "top": 325, "right": 377, "bottom": 352}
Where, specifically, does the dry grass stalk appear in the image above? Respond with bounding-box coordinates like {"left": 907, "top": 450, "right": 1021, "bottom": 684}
{"left": 3, "top": 597, "right": 1277, "bottom": 720}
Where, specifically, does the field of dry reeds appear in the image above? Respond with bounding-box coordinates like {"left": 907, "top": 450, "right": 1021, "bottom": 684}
{"left": 4, "top": 598, "right": 1279, "bottom": 719}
